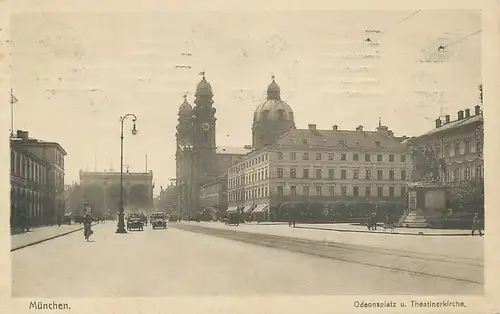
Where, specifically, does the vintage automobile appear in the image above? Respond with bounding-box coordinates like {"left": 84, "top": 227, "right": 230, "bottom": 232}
{"left": 226, "top": 212, "right": 240, "bottom": 226}
{"left": 127, "top": 213, "right": 144, "bottom": 231}
{"left": 151, "top": 212, "right": 167, "bottom": 229}
{"left": 139, "top": 213, "right": 148, "bottom": 226}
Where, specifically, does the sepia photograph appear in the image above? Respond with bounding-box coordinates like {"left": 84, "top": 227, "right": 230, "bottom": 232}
{"left": 5, "top": 5, "right": 488, "bottom": 304}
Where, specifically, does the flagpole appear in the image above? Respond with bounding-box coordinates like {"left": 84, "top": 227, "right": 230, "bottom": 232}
{"left": 10, "top": 89, "right": 17, "bottom": 138}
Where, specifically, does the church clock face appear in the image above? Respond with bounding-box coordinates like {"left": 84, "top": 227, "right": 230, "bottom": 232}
{"left": 202, "top": 123, "right": 210, "bottom": 131}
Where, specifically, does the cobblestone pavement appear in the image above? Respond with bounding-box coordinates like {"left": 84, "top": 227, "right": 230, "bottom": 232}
{"left": 11, "top": 223, "right": 482, "bottom": 297}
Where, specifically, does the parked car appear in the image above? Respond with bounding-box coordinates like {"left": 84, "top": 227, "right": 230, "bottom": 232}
{"left": 127, "top": 213, "right": 144, "bottom": 231}
{"left": 151, "top": 212, "right": 167, "bottom": 229}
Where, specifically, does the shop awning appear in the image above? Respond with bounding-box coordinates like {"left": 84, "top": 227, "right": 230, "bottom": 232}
{"left": 227, "top": 206, "right": 238, "bottom": 213}
{"left": 242, "top": 205, "right": 254, "bottom": 213}
{"left": 253, "top": 204, "right": 269, "bottom": 213}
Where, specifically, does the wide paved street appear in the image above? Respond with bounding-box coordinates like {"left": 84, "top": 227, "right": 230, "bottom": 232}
{"left": 12, "top": 222, "right": 483, "bottom": 297}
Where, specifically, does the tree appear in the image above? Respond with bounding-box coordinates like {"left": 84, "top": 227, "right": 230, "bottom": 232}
{"left": 448, "top": 178, "right": 484, "bottom": 214}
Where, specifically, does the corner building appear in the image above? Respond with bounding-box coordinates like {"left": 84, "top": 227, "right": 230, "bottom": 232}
{"left": 227, "top": 79, "right": 412, "bottom": 220}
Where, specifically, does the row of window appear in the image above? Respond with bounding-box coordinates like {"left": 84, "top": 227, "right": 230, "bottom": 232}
{"left": 229, "top": 184, "right": 407, "bottom": 201}
{"left": 276, "top": 168, "right": 408, "bottom": 181}
{"left": 277, "top": 151, "right": 407, "bottom": 162}
{"left": 444, "top": 165, "right": 483, "bottom": 182}
{"left": 229, "top": 153, "right": 269, "bottom": 175}
{"left": 11, "top": 151, "right": 48, "bottom": 185}
{"left": 229, "top": 167, "right": 269, "bottom": 189}
{"left": 436, "top": 138, "right": 479, "bottom": 158}
{"left": 55, "top": 150, "right": 65, "bottom": 168}
{"left": 229, "top": 186, "right": 269, "bottom": 202}
{"left": 276, "top": 185, "right": 407, "bottom": 198}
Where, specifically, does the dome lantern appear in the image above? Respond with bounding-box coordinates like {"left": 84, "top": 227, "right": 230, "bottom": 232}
{"left": 267, "top": 76, "right": 281, "bottom": 100}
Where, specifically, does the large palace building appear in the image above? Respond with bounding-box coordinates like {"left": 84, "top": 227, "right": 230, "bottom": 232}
{"left": 227, "top": 79, "right": 412, "bottom": 220}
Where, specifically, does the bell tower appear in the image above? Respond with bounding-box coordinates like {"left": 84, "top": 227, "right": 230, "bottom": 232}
{"left": 192, "top": 73, "right": 217, "bottom": 186}
{"left": 175, "top": 95, "right": 194, "bottom": 218}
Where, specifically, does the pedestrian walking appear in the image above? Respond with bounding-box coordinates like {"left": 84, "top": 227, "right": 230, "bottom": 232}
{"left": 471, "top": 213, "right": 483, "bottom": 236}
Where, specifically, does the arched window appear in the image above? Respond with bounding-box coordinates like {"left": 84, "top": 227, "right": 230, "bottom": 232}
{"left": 24, "top": 159, "right": 29, "bottom": 179}
{"left": 11, "top": 151, "right": 15, "bottom": 174}
{"left": 16, "top": 155, "right": 20, "bottom": 176}
{"left": 31, "top": 163, "right": 35, "bottom": 181}
{"left": 276, "top": 109, "right": 284, "bottom": 120}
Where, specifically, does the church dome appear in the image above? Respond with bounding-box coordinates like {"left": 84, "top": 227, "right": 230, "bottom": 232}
{"left": 195, "top": 75, "right": 212, "bottom": 96}
{"left": 253, "top": 78, "right": 294, "bottom": 123}
{"left": 178, "top": 96, "right": 192, "bottom": 115}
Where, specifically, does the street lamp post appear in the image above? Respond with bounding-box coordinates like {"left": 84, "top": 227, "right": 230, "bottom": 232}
{"left": 116, "top": 114, "right": 138, "bottom": 234}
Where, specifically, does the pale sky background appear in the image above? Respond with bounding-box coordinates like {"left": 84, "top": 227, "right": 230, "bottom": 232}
{"left": 8, "top": 10, "right": 481, "bottom": 193}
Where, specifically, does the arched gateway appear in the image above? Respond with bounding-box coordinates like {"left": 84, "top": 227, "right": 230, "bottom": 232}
{"left": 79, "top": 170, "right": 154, "bottom": 216}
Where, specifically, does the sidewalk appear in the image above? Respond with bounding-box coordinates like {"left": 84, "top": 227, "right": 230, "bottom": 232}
{"left": 11, "top": 224, "right": 88, "bottom": 251}
{"left": 295, "top": 223, "right": 476, "bottom": 236}
{"left": 183, "top": 221, "right": 484, "bottom": 260}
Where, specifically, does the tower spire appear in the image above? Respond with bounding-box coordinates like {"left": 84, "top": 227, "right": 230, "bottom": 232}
{"left": 378, "top": 116, "right": 382, "bottom": 127}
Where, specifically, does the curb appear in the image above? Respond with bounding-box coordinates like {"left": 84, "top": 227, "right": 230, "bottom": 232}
{"left": 11, "top": 223, "right": 97, "bottom": 252}
{"left": 295, "top": 226, "right": 477, "bottom": 237}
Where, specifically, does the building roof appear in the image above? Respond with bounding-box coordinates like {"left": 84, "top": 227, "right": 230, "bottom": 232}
{"left": 10, "top": 141, "right": 51, "bottom": 167}
{"left": 216, "top": 146, "right": 252, "bottom": 155}
{"left": 271, "top": 127, "right": 408, "bottom": 152}
{"left": 420, "top": 114, "right": 482, "bottom": 138}
{"left": 11, "top": 137, "right": 67, "bottom": 155}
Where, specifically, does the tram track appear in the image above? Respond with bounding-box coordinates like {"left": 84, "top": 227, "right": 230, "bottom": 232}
{"left": 173, "top": 224, "right": 483, "bottom": 285}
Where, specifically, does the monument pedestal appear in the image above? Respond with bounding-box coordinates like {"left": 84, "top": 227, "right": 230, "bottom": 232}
{"left": 398, "top": 182, "right": 446, "bottom": 228}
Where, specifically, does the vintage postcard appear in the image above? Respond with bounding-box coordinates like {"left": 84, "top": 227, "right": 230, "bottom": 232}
{"left": 1, "top": 0, "right": 499, "bottom": 313}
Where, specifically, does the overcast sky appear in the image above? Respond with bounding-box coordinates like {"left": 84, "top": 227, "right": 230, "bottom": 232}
{"left": 8, "top": 10, "right": 481, "bottom": 192}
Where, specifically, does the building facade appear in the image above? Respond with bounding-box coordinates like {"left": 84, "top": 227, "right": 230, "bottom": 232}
{"left": 10, "top": 130, "right": 67, "bottom": 228}
{"left": 410, "top": 105, "right": 484, "bottom": 185}
{"left": 10, "top": 141, "right": 51, "bottom": 229}
{"left": 198, "top": 174, "right": 228, "bottom": 219}
{"left": 408, "top": 105, "right": 484, "bottom": 213}
{"left": 228, "top": 79, "right": 412, "bottom": 220}
{"left": 175, "top": 75, "right": 251, "bottom": 218}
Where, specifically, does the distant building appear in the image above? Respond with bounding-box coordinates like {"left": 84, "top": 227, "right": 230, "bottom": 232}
{"left": 227, "top": 79, "right": 412, "bottom": 220}
{"left": 78, "top": 170, "right": 154, "bottom": 215}
{"left": 10, "top": 130, "right": 67, "bottom": 227}
{"left": 199, "top": 174, "right": 228, "bottom": 218}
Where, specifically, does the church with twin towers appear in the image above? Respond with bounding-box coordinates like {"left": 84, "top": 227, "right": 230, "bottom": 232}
{"left": 175, "top": 74, "right": 296, "bottom": 218}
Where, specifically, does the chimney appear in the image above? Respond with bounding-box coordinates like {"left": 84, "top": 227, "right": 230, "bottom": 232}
{"left": 332, "top": 125, "right": 338, "bottom": 131}
{"left": 308, "top": 124, "right": 317, "bottom": 131}
{"left": 388, "top": 130, "right": 394, "bottom": 137}
{"left": 244, "top": 145, "right": 252, "bottom": 149}
{"left": 465, "top": 108, "right": 470, "bottom": 118}
{"left": 445, "top": 115, "right": 450, "bottom": 123}
{"left": 435, "top": 118, "right": 442, "bottom": 128}
{"left": 475, "top": 105, "right": 481, "bottom": 115}
{"left": 17, "top": 130, "right": 29, "bottom": 141}
{"left": 457, "top": 110, "right": 464, "bottom": 120}
{"left": 356, "top": 125, "right": 363, "bottom": 132}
